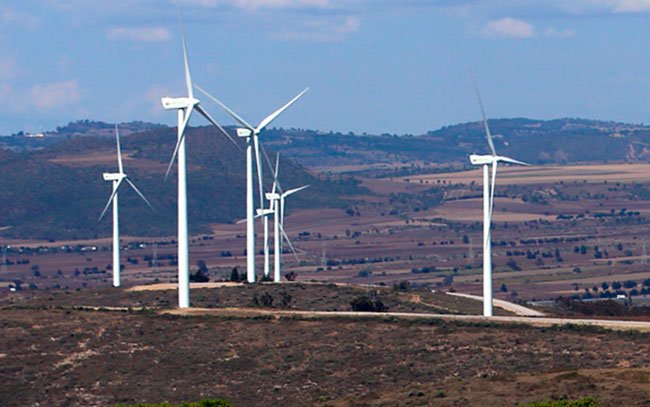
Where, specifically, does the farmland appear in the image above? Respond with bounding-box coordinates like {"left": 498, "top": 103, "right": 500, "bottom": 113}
{"left": 3, "top": 162, "right": 650, "bottom": 308}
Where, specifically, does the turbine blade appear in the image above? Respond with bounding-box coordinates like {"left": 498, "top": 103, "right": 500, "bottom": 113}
{"left": 255, "top": 87, "right": 309, "bottom": 132}
{"left": 470, "top": 73, "right": 497, "bottom": 156}
{"left": 98, "top": 179, "right": 124, "bottom": 222}
{"left": 261, "top": 144, "right": 283, "bottom": 195}
{"left": 271, "top": 152, "right": 280, "bottom": 194}
{"left": 179, "top": 14, "right": 193, "bottom": 99}
{"left": 279, "top": 222, "right": 299, "bottom": 261}
{"left": 165, "top": 108, "right": 193, "bottom": 180}
{"left": 115, "top": 124, "right": 123, "bottom": 174}
{"left": 195, "top": 104, "right": 241, "bottom": 151}
{"left": 194, "top": 84, "right": 255, "bottom": 131}
{"left": 283, "top": 185, "right": 309, "bottom": 198}
{"left": 236, "top": 213, "right": 264, "bottom": 224}
{"left": 253, "top": 134, "right": 264, "bottom": 210}
{"left": 499, "top": 156, "right": 531, "bottom": 166}
{"left": 125, "top": 178, "right": 155, "bottom": 213}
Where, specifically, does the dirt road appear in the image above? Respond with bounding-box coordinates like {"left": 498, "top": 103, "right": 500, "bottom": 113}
{"left": 161, "top": 307, "right": 650, "bottom": 332}
{"left": 445, "top": 292, "right": 546, "bottom": 317}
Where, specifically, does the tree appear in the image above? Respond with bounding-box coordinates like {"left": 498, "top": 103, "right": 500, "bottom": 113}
{"left": 612, "top": 281, "right": 622, "bottom": 290}
{"left": 350, "top": 295, "right": 387, "bottom": 312}
{"left": 623, "top": 280, "right": 637, "bottom": 289}
{"left": 284, "top": 271, "right": 297, "bottom": 281}
{"left": 229, "top": 267, "right": 240, "bottom": 282}
{"left": 500, "top": 283, "right": 508, "bottom": 292}
{"left": 189, "top": 268, "right": 209, "bottom": 283}
{"left": 197, "top": 260, "right": 208, "bottom": 274}
{"left": 601, "top": 282, "right": 609, "bottom": 291}
{"left": 506, "top": 259, "right": 521, "bottom": 271}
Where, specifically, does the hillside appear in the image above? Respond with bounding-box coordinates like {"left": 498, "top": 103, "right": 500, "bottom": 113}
{"left": 0, "top": 126, "right": 365, "bottom": 240}
{"left": 0, "top": 120, "right": 166, "bottom": 151}
{"left": 260, "top": 118, "right": 650, "bottom": 172}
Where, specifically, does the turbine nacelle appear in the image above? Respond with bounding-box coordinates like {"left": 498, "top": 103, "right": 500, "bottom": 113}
{"left": 102, "top": 172, "right": 126, "bottom": 182}
{"left": 469, "top": 154, "right": 495, "bottom": 166}
{"left": 161, "top": 96, "right": 199, "bottom": 111}
{"left": 469, "top": 154, "right": 530, "bottom": 167}
{"left": 237, "top": 128, "right": 253, "bottom": 138}
{"left": 265, "top": 192, "right": 280, "bottom": 201}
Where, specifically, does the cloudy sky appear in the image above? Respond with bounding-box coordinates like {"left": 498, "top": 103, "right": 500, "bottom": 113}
{"left": 2, "top": 0, "right": 650, "bottom": 135}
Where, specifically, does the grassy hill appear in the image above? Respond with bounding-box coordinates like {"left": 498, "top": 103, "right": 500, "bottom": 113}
{"left": 0, "top": 126, "right": 365, "bottom": 240}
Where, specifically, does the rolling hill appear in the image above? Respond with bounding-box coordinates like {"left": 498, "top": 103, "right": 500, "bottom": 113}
{"left": 0, "top": 126, "right": 365, "bottom": 240}
{"left": 260, "top": 118, "right": 650, "bottom": 171}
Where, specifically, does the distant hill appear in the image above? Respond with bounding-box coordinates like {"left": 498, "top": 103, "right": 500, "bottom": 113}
{"left": 259, "top": 118, "right": 650, "bottom": 170}
{"left": 0, "top": 120, "right": 166, "bottom": 151}
{"left": 6, "top": 117, "right": 650, "bottom": 169}
{"left": 0, "top": 126, "right": 365, "bottom": 240}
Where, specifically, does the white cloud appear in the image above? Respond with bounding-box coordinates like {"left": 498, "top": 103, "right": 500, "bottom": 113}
{"left": 483, "top": 17, "right": 535, "bottom": 39}
{"left": 30, "top": 80, "right": 81, "bottom": 109}
{"left": 107, "top": 26, "right": 171, "bottom": 42}
{"left": 566, "top": 0, "right": 650, "bottom": 13}
{"left": 146, "top": 84, "right": 173, "bottom": 116}
{"left": 272, "top": 16, "right": 360, "bottom": 41}
{"left": 610, "top": 0, "right": 650, "bottom": 12}
{"left": 178, "top": 0, "right": 329, "bottom": 10}
{"left": 0, "top": 7, "right": 38, "bottom": 29}
{"left": 0, "top": 57, "right": 17, "bottom": 81}
{"left": 544, "top": 27, "right": 575, "bottom": 38}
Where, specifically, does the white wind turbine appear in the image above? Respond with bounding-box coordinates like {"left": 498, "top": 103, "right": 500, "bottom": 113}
{"left": 99, "top": 125, "right": 154, "bottom": 288}
{"left": 468, "top": 79, "right": 529, "bottom": 317}
{"left": 264, "top": 156, "right": 308, "bottom": 283}
{"left": 161, "top": 22, "right": 238, "bottom": 308}
{"left": 195, "top": 85, "right": 309, "bottom": 284}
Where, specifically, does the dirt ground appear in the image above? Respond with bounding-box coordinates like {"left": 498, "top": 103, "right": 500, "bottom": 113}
{"left": 1, "top": 307, "right": 649, "bottom": 406}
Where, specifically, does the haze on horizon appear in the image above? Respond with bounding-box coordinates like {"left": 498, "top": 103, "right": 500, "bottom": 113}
{"left": 1, "top": 0, "right": 650, "bottom": 136}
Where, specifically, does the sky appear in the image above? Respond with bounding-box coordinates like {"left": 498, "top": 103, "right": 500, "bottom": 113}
{"left": 1, "top": 0, "right": 650, "bottom": 135}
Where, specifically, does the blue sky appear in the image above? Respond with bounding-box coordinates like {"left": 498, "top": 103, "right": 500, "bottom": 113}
{"left": 1, "top": 0, "right": 650, "bottom": 135}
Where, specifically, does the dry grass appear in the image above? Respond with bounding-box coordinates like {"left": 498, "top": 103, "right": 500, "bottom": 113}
{"left": 1, "top": 307, "right": 650, "bottom": 406}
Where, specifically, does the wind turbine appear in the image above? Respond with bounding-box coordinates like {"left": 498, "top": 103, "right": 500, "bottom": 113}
{"left": 264, "top": 156, "right": 309, "bottom": 283}
{"left": 195, "top": 85, "right": 309, "bottom": 283}
{"left": 468, "top": 79, "right": 529, "bottom": 317}
{"left": 99, "top": 125, "right": 154, "bottom": 288}
{"left": 160, "top": 21, "right": 238, "bottom": 308}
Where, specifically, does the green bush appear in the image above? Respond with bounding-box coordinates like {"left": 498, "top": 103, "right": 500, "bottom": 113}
{"left": 116, "top": 398, "right": 232, "bottom": 407}
{"left": 521, "top": 396, "right": 598, "bottom": 407}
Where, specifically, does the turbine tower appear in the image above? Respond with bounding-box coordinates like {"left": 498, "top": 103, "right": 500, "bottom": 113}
{"left": 161, "top": 21, "right": 237, "bottom": 308}
{"left": 99, "top": 125, "right": 154, "bottom": 288}
{"left": 266, "top": 160, "right": 309, "bottom": 283}
{"left": 195, "top": 85, "right": 308, "bottom": 283}
{"left": 468, "top": 79, "right": 529, "bottom": 317}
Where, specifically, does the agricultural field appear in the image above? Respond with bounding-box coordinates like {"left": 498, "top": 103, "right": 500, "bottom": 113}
{"left": 4, "top": 163, "right": 650, "bottom": 309}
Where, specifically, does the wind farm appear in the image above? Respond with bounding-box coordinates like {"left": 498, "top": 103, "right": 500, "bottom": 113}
{"left": 3, "top": 2, "right": 650, "bottom": 407}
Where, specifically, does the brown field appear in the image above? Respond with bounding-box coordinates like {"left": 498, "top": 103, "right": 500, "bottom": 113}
{"left": 399, "top": 163, "right": 650, "bottom": 186}
{"left": 3, "top": 162, "right": 650, "bottom": 314}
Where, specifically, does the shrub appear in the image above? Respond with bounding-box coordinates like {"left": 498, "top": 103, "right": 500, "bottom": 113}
{"left": 189, "top": 269, "right": 209, "bottom": 283}
{"left": 116, "top": 398, "right": 232, "bottom": 407}
{"left": 521, "top": 396, "right": 598, "bottom": 407}
{"left": 350, "top": 295, "right": 387, "bottom": 312}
